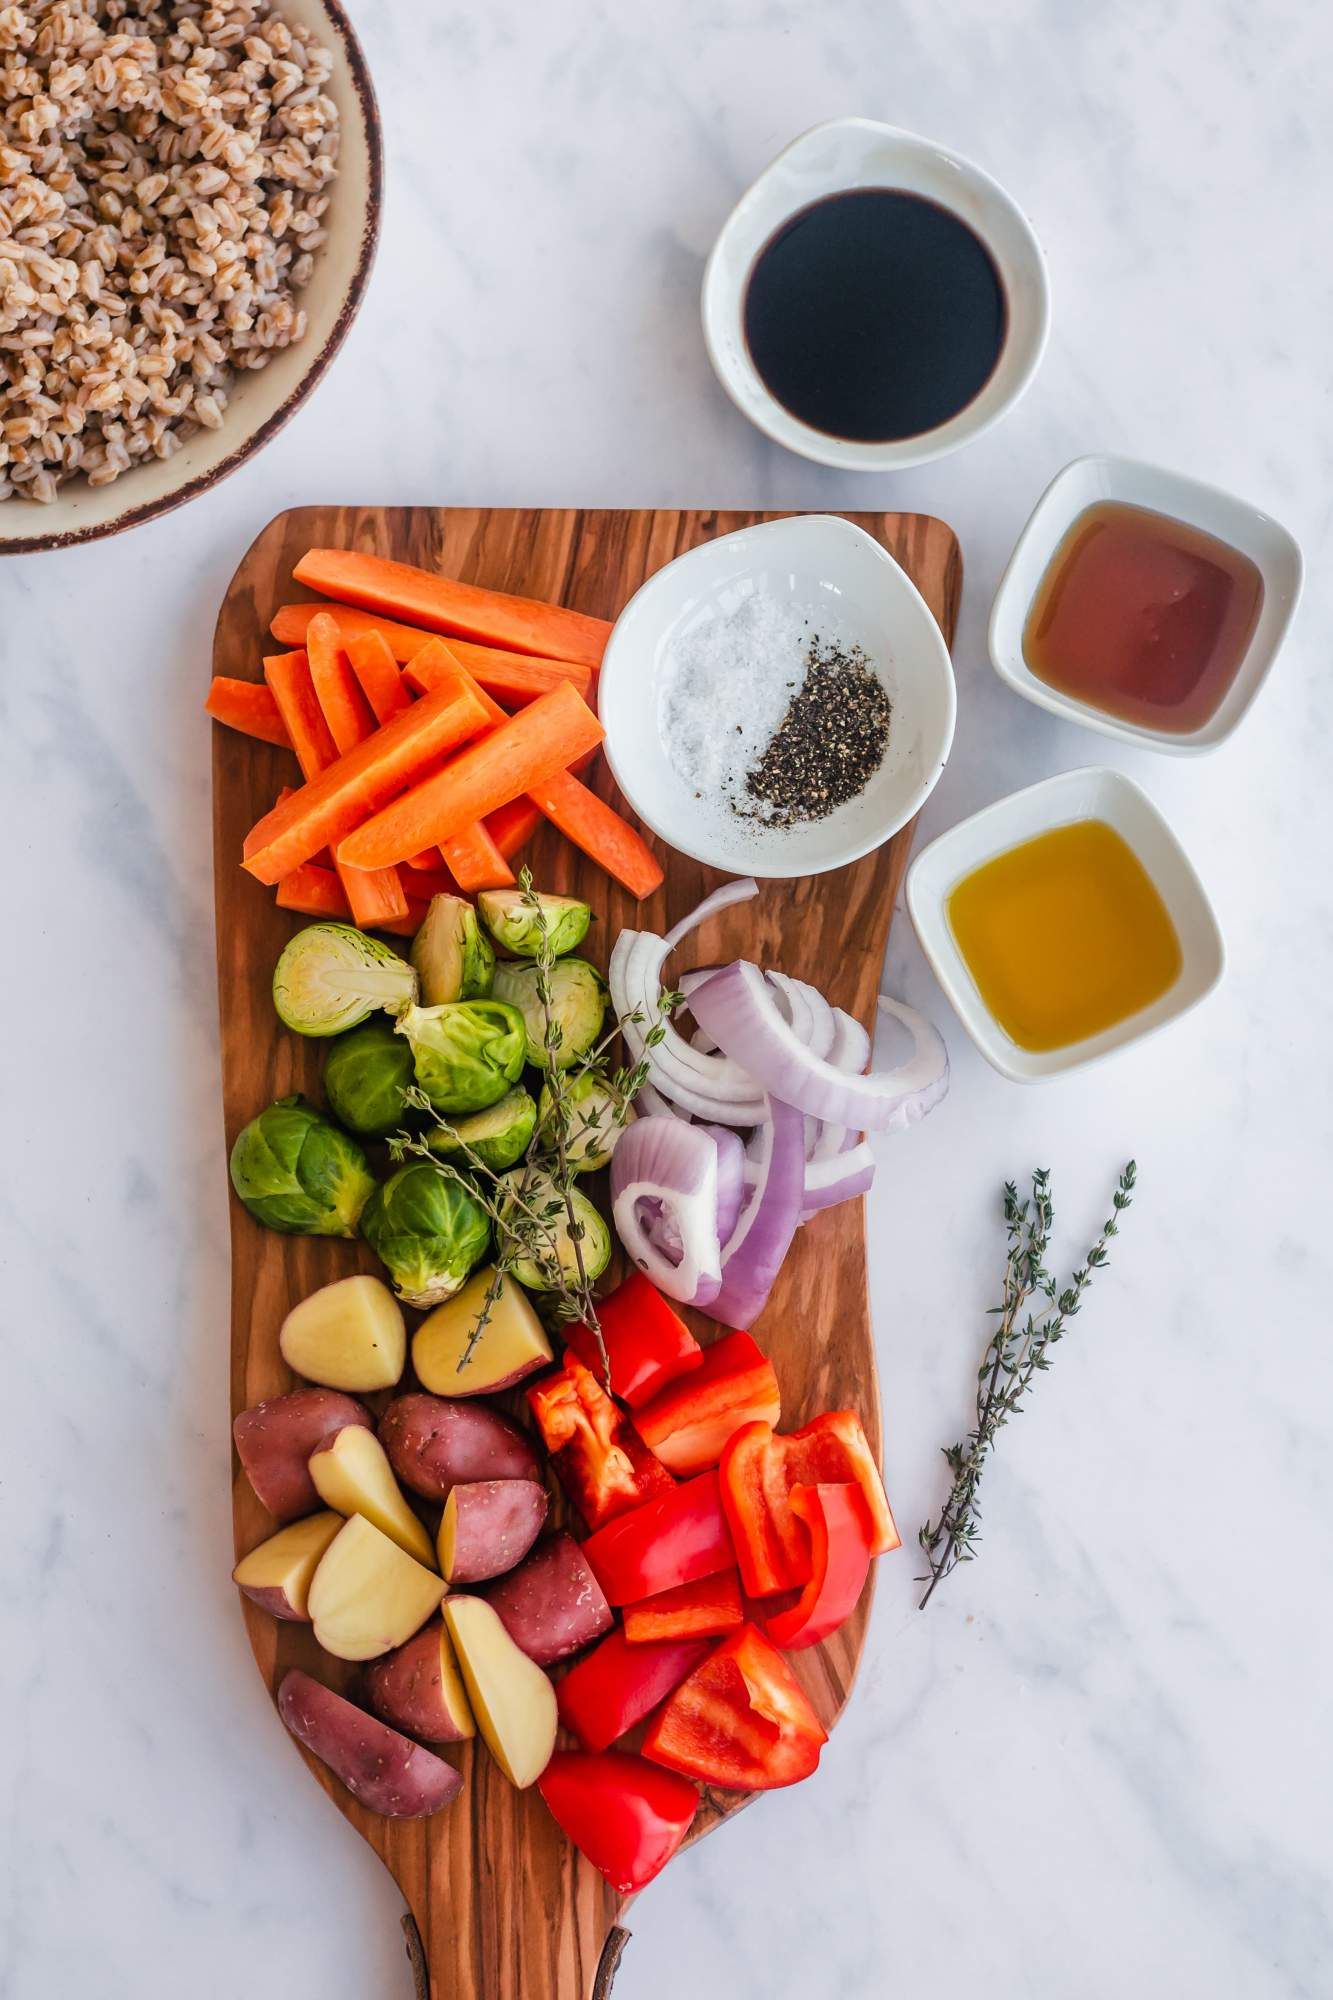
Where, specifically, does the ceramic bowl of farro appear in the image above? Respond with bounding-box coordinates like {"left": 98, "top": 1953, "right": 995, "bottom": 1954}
{"left": 0, "top": 0, "right": 381, "bottom": 555}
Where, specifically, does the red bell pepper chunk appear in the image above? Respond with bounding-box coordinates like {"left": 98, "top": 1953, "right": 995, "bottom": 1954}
{"left": 539, "top": 1749, "right": 698, "bottom": 1894}
{"left": 719, "top": 1411, "right": 899, "bottom": 1596}
{"left": 763, "top": 1483, "right": 874, "bottom": 1649}
{"left": 581, "top": 1470, "right": 736, "bottom": 1606}
{"left": 557, "top": 1628, "right": 710, "bottom": 1752}
{"left": 634, "top": 1329, "right": 781, "bottom": 1475}
{"left": 527, "top": 1355, "right": 673, "bottom": 1532}
{"left": 565, "top": 1272, "right": 704, "bottom": 1409}
{"left": 622, "top": 1569, "right": 744, "bottom": 1645}
{"left": 642, "top": 1624, "right": 827, "bottom": 1791}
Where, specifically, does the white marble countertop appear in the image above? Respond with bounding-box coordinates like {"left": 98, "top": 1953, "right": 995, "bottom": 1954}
{"left": 3, "top": 3, "right": 1330, "bottom": 1996}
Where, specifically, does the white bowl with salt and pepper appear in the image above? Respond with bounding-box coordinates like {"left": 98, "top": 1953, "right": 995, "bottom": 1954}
{"left": 598, "top": 515, "right": 957, "bottom": 879}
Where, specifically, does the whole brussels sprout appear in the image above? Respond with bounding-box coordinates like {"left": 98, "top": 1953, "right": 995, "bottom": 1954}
{"left": 272, "top": 923, "right": 416, "bottom": 1036}
{"left": 395, "top": 1000, "right": 526, "bottom": 1115}
{"left": 497, "top": 1168, "right": 612, "bottom": 1293}
{"left": 411, "top": 894, "right": 495, "bottom": 1005}
{"left": 537, "top": 1074, "right": 631, "bottom": 1173}
{"left": 427, "top": 1086, "right": 537, "bottom": 1173}
{"left": 229, "top": 1095, "right": 375, "bottom": 1237}
{"left": 478, "top": 888, "right": 591, "bottom": 960}
{"left": 360, "top": 1161, "right": 492, "bottom": 1308}
{"left": 323, "top": 1019, "right": 417, "bottom": 1137}
{"left": 491, "top": 958, "right": 607, "bottom": 1070}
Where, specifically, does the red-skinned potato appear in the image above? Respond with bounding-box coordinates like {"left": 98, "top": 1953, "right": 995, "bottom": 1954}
{"left": 443, "top": 1597, "right": 557, "bottom": 1789}
{"left": 380, "top": 1393, "right": 540, "bottom": 1504}
{"left": 234, "top": 1388, "right": 373, "bottom": 1520}
{"left": 365, "top": 1618, "right": 476, "bottom": 1743}
{"left": 278, "top": 1670, "right": 462, "bottom": 1818}
{"left": 438, "top": 1479, "right": 549, "bottom": 1585}
{"left": 307, "top": 1516, "right": 445, "bottom": 1661}
{"left": 413, "top": 1269, "right": 553, "bottom": 1396}
{"left": 483, "top": 1531, "right": 612, "bottom": 1665}
{"left": 232, "top": 1510, "right": 342, "bottom": 1620}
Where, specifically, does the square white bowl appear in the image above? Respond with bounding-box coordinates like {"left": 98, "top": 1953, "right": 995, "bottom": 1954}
{"left": 905, "top": 767, "right": 1225, "bottom": 1082}
{"left": 988, "top": 455, "right": 1302, "bottom": 753}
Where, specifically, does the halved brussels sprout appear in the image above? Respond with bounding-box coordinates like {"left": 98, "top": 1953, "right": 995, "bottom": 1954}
{"left": 229, "top": 1095, "right": 375, "bottom": 1237}
{"left": 478, "top": 889, "right": 591, "bottom": 960}
{"left": 272, "top": 924, "right": 417, "bottom": 1037}
{"left": 427, "top": 1087, "right": 538, "bottom": 1173}
{"left": 537, "top": 1074, "right": 632, "bottom": 1172}
{"left": 360, "top": 1160, "right": 492, "bottom": 1308}
{"left": 491, "top": 958, "right": 607, "bottom": 1070}
{"left": 411, "top": 894, "right": 495, "bottom": 1005}
{"left": 497, "top": 1167, "right": 612, "bottom": 1292}
{"left": 323, "top": 1019, "right": 418, "bottom": 1137}
{"left": 395, "top": 1000, "right": 527, "bottom": 1115}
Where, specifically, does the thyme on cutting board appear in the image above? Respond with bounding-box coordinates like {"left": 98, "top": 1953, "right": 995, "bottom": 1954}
{"left": 389, "top": 870, "right": 674, "bottom": 1376}
{"left": 917, "top": 1161, "right": 1138, "bottom": 1608}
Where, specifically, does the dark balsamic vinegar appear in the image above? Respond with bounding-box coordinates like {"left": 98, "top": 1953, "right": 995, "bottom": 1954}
{"left": 743, "top": 188, "right": 1007, "bottom": 443}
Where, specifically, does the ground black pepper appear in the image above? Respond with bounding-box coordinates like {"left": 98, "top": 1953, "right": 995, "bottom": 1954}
{"left": 737, "top": 637, "right": 891, "bottom": 825}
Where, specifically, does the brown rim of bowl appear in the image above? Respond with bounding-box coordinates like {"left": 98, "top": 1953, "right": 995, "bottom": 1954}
{"left": 0, "top": 0, "right": 383, "bottom": 559}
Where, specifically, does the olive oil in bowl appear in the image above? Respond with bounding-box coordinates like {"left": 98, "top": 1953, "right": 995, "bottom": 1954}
{"left": 946, "top": 819, "right": 1182, "bottom": 1052}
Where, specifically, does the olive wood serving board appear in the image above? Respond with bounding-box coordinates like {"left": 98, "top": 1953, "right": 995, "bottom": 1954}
{"left": 213, "top": 506, "right": 960, "bottom": 2000}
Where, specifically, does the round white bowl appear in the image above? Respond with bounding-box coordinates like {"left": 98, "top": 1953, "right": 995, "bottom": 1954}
{"left": 599, "top": 514, "right": 957, "bottom": 880}
{"left": 702, "top": 117, "right": 1050, "bottom": 472}
{"left": 0, "top": 0, "right": 381, "bottom": 557}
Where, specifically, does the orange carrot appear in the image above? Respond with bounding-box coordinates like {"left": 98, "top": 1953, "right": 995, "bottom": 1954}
{"left": 440, "top": 819, "right": 516, "bottom": 893}
{"left": 275, "top": 861, "right": 352, "bottom": 921}
{"left": 205, "top": 676, "right": 292, "bottom": 749}
{"left": 528, "top": 769, "right": 663, "bottom": 900}
{"left": 272, "top": 602, "right": 437, "bottom": 662}
{"left": 399, "top": 864, "right": 458, "bottom": 900}
{"left": 306, "top": 610, "right": 375, "bottom": 753}
{"left": 346, "top": 627, "right": 413, "bottom": 725}
{"left": 263, "top": 650, "right": 337, "bottom": 776}
{"left": 243, "top": 647, "right": 490, "bottom": 886}
{"left": 484, "top": 796, "right": 543, "bottom": 860}
{"left": 292, "top": 549, "right": 611, "bottom": 671}
{"left": 336, "top": 682, "right": 605, "bottom": 871}
{"left": 304, "top": 611, "right": 410, "bottom": 926}
{"left": 406, "top": 636, "right": 592, "bottom": 706}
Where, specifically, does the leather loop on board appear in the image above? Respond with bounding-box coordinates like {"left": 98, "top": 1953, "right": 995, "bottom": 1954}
{"left": 400, "top": 1911, "right": 631, "bottom": 1998}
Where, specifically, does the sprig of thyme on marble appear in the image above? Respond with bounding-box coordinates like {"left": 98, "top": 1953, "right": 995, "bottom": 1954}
{"left": 917, "top": 1161, "right": 1138, "bottom": 1608}
{"left": 389, "top": 869, "right": 673, "bottom": 1375}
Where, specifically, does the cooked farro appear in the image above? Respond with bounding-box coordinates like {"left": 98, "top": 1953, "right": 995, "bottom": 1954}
{"left": 0, "top": 0, "right": 338, "bottom": 502}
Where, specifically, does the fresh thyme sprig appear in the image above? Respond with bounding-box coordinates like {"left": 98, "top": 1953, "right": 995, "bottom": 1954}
{"left": 388, "top": 868, "right": 673, "bottom": 1377}
{"left": 917, "top": 1161, "right": 1137, "bottom": 1609}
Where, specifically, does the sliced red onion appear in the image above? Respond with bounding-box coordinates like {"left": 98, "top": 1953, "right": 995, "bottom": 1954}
{"left": 802, "top": 1139, "right": 876, "bottom": 1217}
{"left": 608, "top": 928, "right": 765, "bottom": 1126}
{"left": 711, "top": 1095, "right": 806, "bottom": 1328}
{"left": 701, "top": 1124, "right": 747, "bottom": 1246}
{"left": 634, "top": 1081, "right": 679, "bottom": 1122}
{"left": 664, "top": 877, "right": 758, "bottom": 952}
{"left": 690, "top": 962, "right": 949, "bottom": 1133}
{"left": 610, "top": 1116, "right": 722, "bottom": 1307}
{"left": 765, "top": 970, "right": 837, "bottom": 1063}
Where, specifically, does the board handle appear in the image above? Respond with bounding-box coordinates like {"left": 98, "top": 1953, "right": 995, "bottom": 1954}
{"left": 401, "top": 1913, "right": 631, "bottom": 1998}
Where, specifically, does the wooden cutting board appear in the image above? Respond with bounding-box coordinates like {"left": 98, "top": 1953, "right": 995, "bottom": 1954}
{"left": 213, "top": 506, "right": 960, "bottom": 2000}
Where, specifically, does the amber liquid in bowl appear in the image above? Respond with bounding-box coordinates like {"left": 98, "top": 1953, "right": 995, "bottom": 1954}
{"left": 1024, "top": 501, "right": 1263, "bottom": 733}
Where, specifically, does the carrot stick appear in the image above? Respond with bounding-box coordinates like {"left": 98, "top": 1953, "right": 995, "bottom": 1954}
{"left": 484, "top": 797, "right": 543, "bottom": 860}
{"left": 275, "top": 861, "right": 352, "bottom": 921}
{"left": 243, "top": 646, "right": 490, "bottom": 886}
{"left": 440, "top": 819, "right": 516, "bottom": 893}
{"left": 263, "top": 650, "right": 337, "bottom": 775}
{"left": 205, "top": 676, "right": 292, "bottom": 749}
{"left": 407, "top": 636, "right": 592, "bottom": 706}
{"left": 528, "top": 769, "right": 663, "bottom": 900}
{"left": 292, "top": 549, "right": 611, "bottom": 671}
{"left": 336, "top": 681, "right": 605, "bottom": 871}
{"left": 306, "top": 610, "right": 376, "bottom": 753}
{"left": 346, "top": 627, "right": 413, "bottom": 724}
{"left": 303, "top": 612, "right": 411, "bottom": 926}
{"left": 399, "top": 864, "right": 458, "bottom": 901}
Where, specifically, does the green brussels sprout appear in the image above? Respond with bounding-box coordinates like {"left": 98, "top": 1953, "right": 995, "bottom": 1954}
{"left": 497, "top": 1168, "right": 612, "bottom": 1293}
{"left": 537, "top": 1074, "right": 632, "bottom": 1173}
{"left": 491, "top": 958, "right": 607, "bottom": 1070}
{"left": 395, "top": 1000, "right": 527, "bottom": 1114}
{"left": 478, "top": 888, "right": 592, "bottom": 960}
{"left": 411, "top": 894, "right": 495, "bottom": 1005}
{"left": 229, "top": 1095, "right": 375, "bottom": 1237}
{"left": 360, "top": 1160, "right": 492, "bottom": 1308}
{"left": 427, "top": 1086, "right": 538, "bottom": 1173}
{"left": 272, "top": 923, "right": 417, "bottom": 1037}
{"left": 323, "top": 1019, "right": 418, "bottom": 1138}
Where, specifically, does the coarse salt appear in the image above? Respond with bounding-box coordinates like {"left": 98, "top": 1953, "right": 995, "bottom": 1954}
{"left": 657, "top": 590, "right": 810, "bottom": 812}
